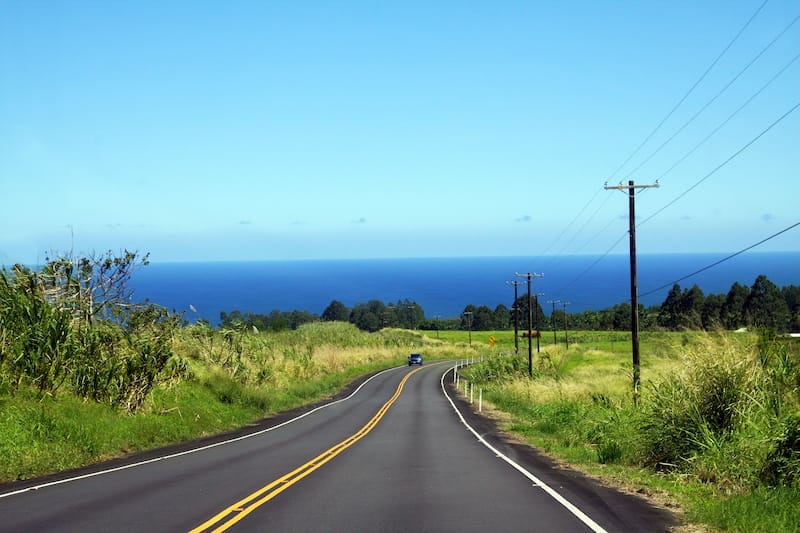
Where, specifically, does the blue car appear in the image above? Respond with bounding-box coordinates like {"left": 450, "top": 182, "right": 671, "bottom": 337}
{"left": 408, "top": 353, "right": 423, "bottom": 366}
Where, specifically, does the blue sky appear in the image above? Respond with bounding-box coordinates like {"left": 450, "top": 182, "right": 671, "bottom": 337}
{"left": 2, "top": 0, "right": 798, "bottom": 264}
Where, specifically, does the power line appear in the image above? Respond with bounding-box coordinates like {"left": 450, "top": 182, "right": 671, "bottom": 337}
{"left": 559, "top": 95, "right": 799, "bottom": 304}
{"left": 543, "top": 1, "right": 773, "bottom": 269}
{"left": 537, "top": 186, "right": 604, "bottom": 258}
{"left": 552, "top": 230, "right": 627, "bottom": 296}
{"left": 551, "top": 193, "right": 614, "bottom": 259}
{"left": 568, "top": 208, "right": 619, "bottom": 257}
{"left": 639, "top": 99, "right": 800, "bottom": 228}
{"left": 542, "top": 0, "right": 780, "bottom": 266}
{"left": 640, "top": 221, "right": 800, "bottom": 298}
{"left": 658, "top": 50, "right": 800, "bottom": 181}
{"left": 626, "top": 13, "right": 800, "bottom": 179}
{"left": 606, "top": 0, "right": 770, "bottom": 182}
{"left": 548, "top": 92, "right": 799, "bottom": 310}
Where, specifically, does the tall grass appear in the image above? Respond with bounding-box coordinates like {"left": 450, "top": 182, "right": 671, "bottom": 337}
{"left": 0, "top": 321, "right": 453, "bottom": 482}
{"left": 460, "top": 331, "right": 800, "bottom": 531}
{"left": 1, "top": 267, "right": 182, "bottom": 411}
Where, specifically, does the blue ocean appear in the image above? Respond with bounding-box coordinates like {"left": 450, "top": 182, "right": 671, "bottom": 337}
{"left": 129, "top": 252, "right": 800, "bottom": 326}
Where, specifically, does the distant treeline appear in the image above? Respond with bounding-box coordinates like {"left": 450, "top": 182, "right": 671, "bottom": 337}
{"left": 218, "top": 275, "right": 800, "bottom": 334}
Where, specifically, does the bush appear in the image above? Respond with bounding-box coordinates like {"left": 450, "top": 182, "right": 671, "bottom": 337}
{"left": 1, "top": 262, "right": 183, "bottom": 412}
{"left": 0, "top": 268, "right": 75, "bottom": 394}
{"left": 761, "top": 413, "right": 800, "bottom": 488}
{"left": 637, "top": 335, "right": 752, "bottom": 470}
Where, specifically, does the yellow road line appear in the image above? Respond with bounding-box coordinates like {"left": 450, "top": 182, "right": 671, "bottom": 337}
{"left": 189, "top": 367, "right": 423, "bottom": 533}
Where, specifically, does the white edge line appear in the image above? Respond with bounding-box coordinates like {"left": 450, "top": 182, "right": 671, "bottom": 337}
{"left": 440, "top": 365, "right": 608, "bottom": 533}
{"left": 0, "top": 366, "right": 402, "bottom": 500}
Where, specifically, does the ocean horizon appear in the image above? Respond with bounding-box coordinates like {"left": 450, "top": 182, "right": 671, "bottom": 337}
{"left": 129, "top": 252, "right": 800, "bottom": 326}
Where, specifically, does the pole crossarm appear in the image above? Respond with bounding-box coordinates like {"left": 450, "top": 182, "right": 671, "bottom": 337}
{"left": 514, "top": 272, "right": 543, "bottom": 378}
{"left": 514, "top": 272, "right": 544, "bottom": 280}
{"left": 604, "top": 180, "right": 660, "bottom": 192}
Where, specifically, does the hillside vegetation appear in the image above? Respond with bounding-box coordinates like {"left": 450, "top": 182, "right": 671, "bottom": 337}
{"left": 2, "top": 254, "right": 799, "bottom": 532}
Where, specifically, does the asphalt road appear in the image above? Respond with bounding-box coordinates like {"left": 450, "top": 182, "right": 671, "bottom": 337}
{"left": 0, "top": 362, "right": 676, "bottom": 532}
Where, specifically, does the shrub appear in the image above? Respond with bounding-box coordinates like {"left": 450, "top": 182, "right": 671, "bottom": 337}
{"left": 761, "top": 413, "right": 800, "bottom": 488}
{"left": 637, "top": 335, "right": 751, "bottom": 470}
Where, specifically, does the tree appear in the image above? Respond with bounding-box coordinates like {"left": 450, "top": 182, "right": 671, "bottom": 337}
{"left": 679, "top": 285, "right": 705, "bottom": 330}
{"left": 349, "top": 300, "right": 385, "bottom": 332}
{"left": 612, "top": 303, "right": 631, "bottom": 331}
{"left": 744, "top": 275, "right": 791, "bottom": 331}
{"left": 493, "top": 304, "right": 511, "bottom": 329}
{"left": 572, "top": 309, "right": 601, "bottom": 330}
{"left": 512, "top": 295, "right": 545, "bottom": 332}
{"left": 393, "top": 299, "right": 425, "bottom": 329}
{"left": 322, "top": 300, "right": 349, "bottom": 322}
{"left": 641, "top": 305, "right": 659, "bottom": 330}
{"left": 782, "top": 285, "right": 800, "bottom": 331}
{"left": 702, "top": 293, "right": 726, "bottom": 330}
{"left": 658, "top": 284, "right": 683, "bottom": 330}
{"left": 471, "top": 305, "right": 494, "bottom": 331}
{"left": 38, "top": 249, "right": 150, "bottom": 324}
{"left": 721, "top": 282, "right": 749, "bottom": 330}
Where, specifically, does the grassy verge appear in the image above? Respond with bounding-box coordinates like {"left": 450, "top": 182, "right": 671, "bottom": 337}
{"left": 455, "top": 330, "right": 800, "bottom": 532}
{"left": 0, "top": 322, "right": 466, "bottom": 483}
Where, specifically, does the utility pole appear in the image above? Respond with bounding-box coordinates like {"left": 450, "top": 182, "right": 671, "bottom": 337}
{"left": 463, "top": 311, "right": 473, "bottom": 347}
{"left": 548, "top": 299, "right": 560, "bottom": 345}
{"left": 507, "top": 281, "right": 525, "bottom": 355}
{"left": 515, "top": 272, "right": 544, "bottom": 378}
{"left": 534, "top": 292, "right": 544, "bottom": 353}
{"left": 562, "top": 301, "right": 571, "bottom": 349}
{"left": 605, "top": 179, "right": 659, "bottom": 399}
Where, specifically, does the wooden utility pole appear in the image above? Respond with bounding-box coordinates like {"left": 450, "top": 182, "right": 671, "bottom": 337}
{"left": 605, "top": 179, "right": 659, "bottom": 399}
{"left": 548, "top": 299, "right": 560, "bottom": 345}
{"left": 515, "top": 272, "right": 544, "bottom": 378}
{"left": 463, "top": 311, "right": 473, "bottom": 347}
{"left": 562, "top": 301, "right": 571, "bottom": 349}
{"left": 534, "top": 292, "right": 544, "bottom": 353}
{"left": 507, "top": 281, "right": 525, "bottom": 355}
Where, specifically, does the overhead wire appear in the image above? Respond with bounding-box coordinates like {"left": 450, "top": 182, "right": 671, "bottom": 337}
{"left": 626, "top": 13, "right": 800, "bottom": 180}
{"left": 639, "top": 221, "right": 800, "bottom": 298}
{"left": 548, "top": 90, "right": 800, "bottom": 303}
{"left": 657, "top": 50, "right": 800, "bottom": 181}
{"left": 551, "top": 193, "right": 614, "bottom": 259}
{"left": 536, "top": 185, "right": 604, "bottom": 257}
{"left": 605, "top": 0, "right": 770, "bottom": 183}
{"left": 553, "top": 230, "right": 628, "bottom": 297}
{"left": 532, "top": 1, "right": 797, "bottom": 306}
{"left": 531, "top": 1, "right": 771, "bottom": 270}
{"left": 638, "top": 98, "right": 800, "bottom": 229}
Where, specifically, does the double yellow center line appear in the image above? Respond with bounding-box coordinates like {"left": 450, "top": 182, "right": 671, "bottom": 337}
{"left": 190, "top": 366, "right": 423, "bottom": 533}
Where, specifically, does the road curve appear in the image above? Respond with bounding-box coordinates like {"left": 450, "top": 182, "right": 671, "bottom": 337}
{"left": 0, "top": 362, "right": 676, "bottom": 532}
